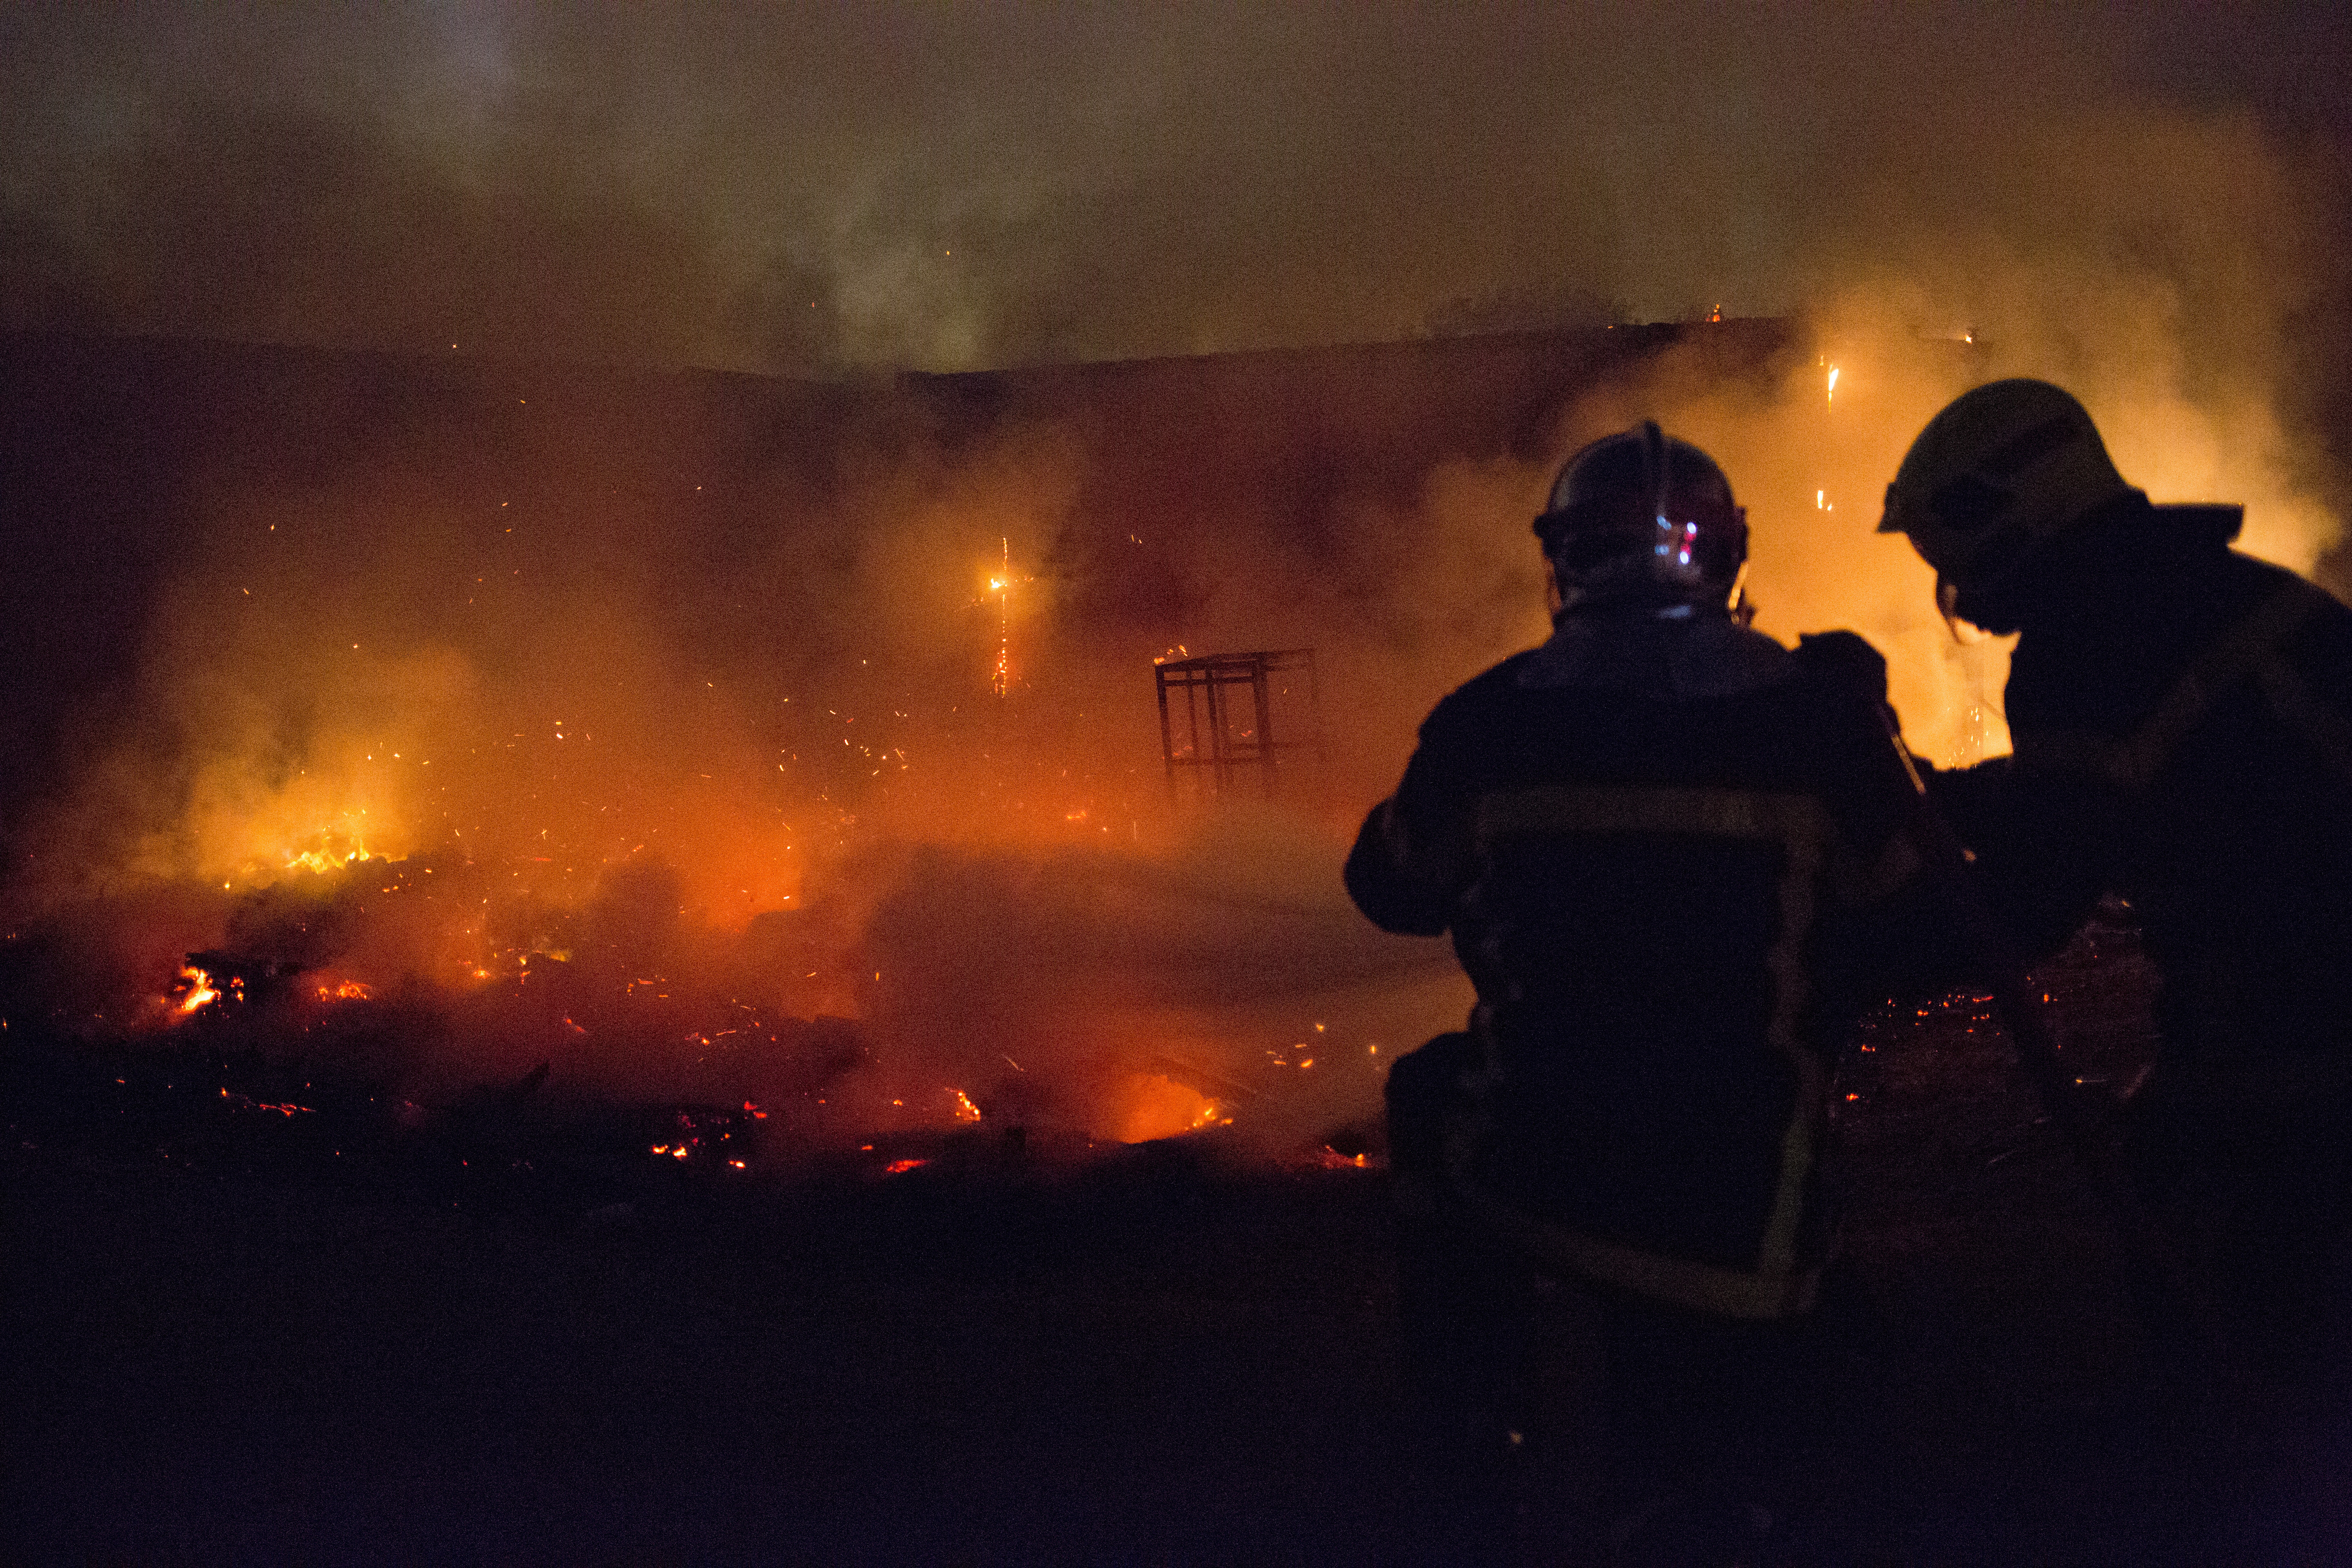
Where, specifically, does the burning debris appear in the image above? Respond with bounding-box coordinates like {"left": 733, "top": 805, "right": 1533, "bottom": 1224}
{"left": 164, "top": 950, "right": 307, "bottom": 1022}
{"left": 646, "top": 1102, "right": 764, "bottom": 1167}
{"left": 7, "top": 305, "right": 2323, "bottom": 1207}
{"left": 168, "top": 963, "right": 220, "bottom": 1016}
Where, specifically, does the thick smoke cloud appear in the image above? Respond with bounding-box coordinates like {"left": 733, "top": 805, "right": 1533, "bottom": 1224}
{"left": 4, "top": 4, "right": 2348, "bottom": 1145}
{"left": 5, "top": 5, "right": 2344, "bottom": 373}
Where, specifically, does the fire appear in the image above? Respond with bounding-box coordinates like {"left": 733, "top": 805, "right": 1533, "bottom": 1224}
{"left": 982, "top": 537, "right": 1033, "bottom": 697}
{"left": 992, "top": 538, "right": 1013, "bottom": 697}
{"left": 173, "top": 964, "right": 220, "bottom": 1014}
{"left": 284, "top": 841, "right": 372, "bottom": 875}
{"left": 950, "top": 1087, "right": 982, "bottom": 1122}
{"left": 316, "top": 979, "right": 373, "bottom": 1002}
{"left": 1113, "top": 1072, "right": 1229, "bottom": 1144}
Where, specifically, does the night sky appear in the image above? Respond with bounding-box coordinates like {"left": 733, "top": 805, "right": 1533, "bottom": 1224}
{"left": 5, "top": 4, "right": 2347, "bottom": 373}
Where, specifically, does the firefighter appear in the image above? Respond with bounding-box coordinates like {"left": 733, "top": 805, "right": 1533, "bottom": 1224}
{"left": 1880, "top": 378, "right": 2352, "bottom": 1385}
{"left": 1349, "top": 421, "right": 1945, "bottom": 1559}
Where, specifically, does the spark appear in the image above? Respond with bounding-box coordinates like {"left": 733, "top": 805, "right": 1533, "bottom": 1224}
{"left": 988, "top": 537, "right": 1023, "bottom": 697}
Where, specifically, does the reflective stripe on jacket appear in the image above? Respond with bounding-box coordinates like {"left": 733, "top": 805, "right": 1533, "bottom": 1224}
{"left": 1350, "top": 615, "right": 1946, "bottom": 1319}
{"left": 1452, "top": 784, "right": 1835, "bottom": 1319}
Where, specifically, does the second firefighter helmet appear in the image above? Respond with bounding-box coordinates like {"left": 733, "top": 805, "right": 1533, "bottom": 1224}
{"left": 1878, "top": 379, "right": 2136, "bottom": 598}
{"left": 1533, "top": 421, "right": 1748, "bottom": 613}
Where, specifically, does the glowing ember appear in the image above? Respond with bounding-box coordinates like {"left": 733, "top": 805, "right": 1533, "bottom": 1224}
{"left": 882, "top": 1157, "right": 928, "bottom": 1175}
{"left": 316, "top": 979, "right": 374, "bottom": 1002}
{"left": 223, "top": 1088, "right": 313, "bottom": 1116}
{"left": 950, "top": 1088, "right": 982, "bottom": 1122}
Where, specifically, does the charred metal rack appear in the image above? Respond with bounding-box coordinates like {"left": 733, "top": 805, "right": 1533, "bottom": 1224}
{"left": 1154, "top": 648, "right": 1325, "bottom": 798}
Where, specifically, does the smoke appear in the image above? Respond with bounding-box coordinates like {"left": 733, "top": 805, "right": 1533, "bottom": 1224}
{"left": 5, "top": 7, "right": 2343, "bottom": 373}
{"left": 3, "top": 3, "right": 2346, "bottom": 1142}
{"left": 0, "top": 340, "right": 1495, "bottom": 1136}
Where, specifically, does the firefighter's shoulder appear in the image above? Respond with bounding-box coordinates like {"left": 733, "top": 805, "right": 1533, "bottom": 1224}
{"left": 1790, "top": 629, "right": 1889, "bottom": 710}
{"left": 1412, "top": 649, "right": 1548, "bottom": 740}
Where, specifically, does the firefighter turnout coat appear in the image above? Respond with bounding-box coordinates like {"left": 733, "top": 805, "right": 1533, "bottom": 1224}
{"left": 1348, "top": 610, "right": 1941, "bottom": 1321}
{"left": 1940, "top": 499, "right": 2352, "bottom": 1172}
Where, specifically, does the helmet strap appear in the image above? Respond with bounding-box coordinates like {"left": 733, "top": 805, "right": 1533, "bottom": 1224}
{"left": 1639, "top": 419, "right": 1668, "bottom": 529}
{"left": 1725, "top": 560, "right": 1753, "bottom": 627}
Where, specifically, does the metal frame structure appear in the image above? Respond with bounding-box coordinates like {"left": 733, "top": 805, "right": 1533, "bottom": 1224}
{"left": 1154, "top": 648, "right": 1324, "bottom": 798}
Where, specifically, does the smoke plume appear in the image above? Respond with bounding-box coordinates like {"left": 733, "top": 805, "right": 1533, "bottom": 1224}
{"left": 3, "top": 4, "right": 2347, "bottom": 1144}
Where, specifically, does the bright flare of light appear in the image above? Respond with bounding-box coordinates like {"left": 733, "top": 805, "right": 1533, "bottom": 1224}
{"left": 174, "top": 964, "right": 220, "bottom": 1015}
{"left": 1826, "top": 365, "right": 1840, "bottom": 403}
{"left": 991, "top": 537, "right": 1013, "bottom": 698}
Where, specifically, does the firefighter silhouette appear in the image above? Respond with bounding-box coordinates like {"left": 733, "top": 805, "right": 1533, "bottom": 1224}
{"left": 1884, "top": 379, "right": 2352, "bottom": 1385}
{"left": 1349, "top": 421, "right": 1948, "bottom": 1556}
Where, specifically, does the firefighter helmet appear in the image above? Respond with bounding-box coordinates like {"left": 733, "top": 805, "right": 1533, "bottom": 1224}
{"left": 1878, "top": 379, "right": 2136, "bottom": 597}
{"left": 1534, "top": 421, "right": 1748, "bottom": 613}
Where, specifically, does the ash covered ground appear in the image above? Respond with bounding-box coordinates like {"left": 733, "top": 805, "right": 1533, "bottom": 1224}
{"left": 9, "top": 902, "right": 2348, "bottom": 1566}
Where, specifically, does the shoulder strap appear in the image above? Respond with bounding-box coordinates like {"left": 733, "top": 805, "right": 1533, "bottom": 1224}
{"left": 2013, "top": 577, "right": 2334, "bottom": 791}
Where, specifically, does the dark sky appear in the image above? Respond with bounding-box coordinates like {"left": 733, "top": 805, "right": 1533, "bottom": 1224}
{"left": 4, "top": 3, "right": 2346, "bottom": 372}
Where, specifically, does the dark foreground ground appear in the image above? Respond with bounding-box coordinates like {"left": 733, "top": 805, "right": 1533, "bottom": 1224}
{"left": 9, "top": 908, "right": 2351, "bottom": 1566}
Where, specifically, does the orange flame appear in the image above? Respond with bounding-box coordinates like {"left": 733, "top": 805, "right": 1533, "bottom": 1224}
{"left": 173, "top": 964, "right": 220, "bottom": 1015}
{"left": 1113, "top": 1072, "right": 1229, "bottom": 1143}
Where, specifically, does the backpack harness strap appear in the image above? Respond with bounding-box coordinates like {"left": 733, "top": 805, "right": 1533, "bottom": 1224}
{"left": 2013, "top": 577, "right": 2338, "bottom": 791}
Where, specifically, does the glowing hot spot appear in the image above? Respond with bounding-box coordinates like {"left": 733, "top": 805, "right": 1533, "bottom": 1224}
{"left": 172, "top": 964, "right": 220, "bottom": 1016}
{"left": 1113, "top": 1072, "right": 1229, "bottom": 1144}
